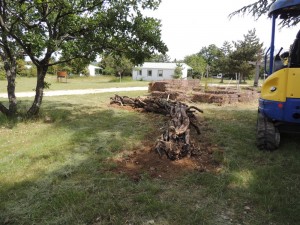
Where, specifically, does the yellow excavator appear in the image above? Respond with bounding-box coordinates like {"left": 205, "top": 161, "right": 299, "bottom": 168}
{"left": 257, "top": 0, "right": 300, "bottom": 150}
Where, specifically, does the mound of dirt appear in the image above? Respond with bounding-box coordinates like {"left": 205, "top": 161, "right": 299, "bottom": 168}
{"left": 110, "top": 123, "right": 223, "bottom": 181}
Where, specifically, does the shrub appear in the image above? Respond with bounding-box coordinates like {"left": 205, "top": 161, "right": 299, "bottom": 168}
{"left": 0, "top": 70, "right": 6, "bottom": 80}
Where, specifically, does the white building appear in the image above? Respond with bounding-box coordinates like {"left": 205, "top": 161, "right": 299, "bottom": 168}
{"left": 132, "top": 62, "right": 192, "bottom": 81}
{"left": 88, "top": 65, "right": 102, "bottom": 76}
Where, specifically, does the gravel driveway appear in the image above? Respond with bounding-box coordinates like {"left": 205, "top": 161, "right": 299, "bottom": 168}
{"left": 0, "top": 86, "right": 148, "bottom": 98}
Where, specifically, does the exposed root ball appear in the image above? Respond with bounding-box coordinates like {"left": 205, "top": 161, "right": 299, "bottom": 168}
{"left": 110, "top": 95, "right": 203, "bottom": 160}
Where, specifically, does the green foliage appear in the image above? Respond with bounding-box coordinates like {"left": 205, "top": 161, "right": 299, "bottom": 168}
{"left": 0, "top": 70, "right": 6, "bottom": 80}
{"left": 147, "top": 53, "right": 171, "bottom": 62}
{"left": 102, "top": 66, "right": 116, "bottom": 76}
{"left": 198, "top": 44, "right": 223, "bottom": 75}
{"left": 100, "top": 55, "right": 133, "bottom": 76}
{"left": 47, "top": 58, "right": 59, "bottom": 75}
{"left": 184, "top": 54, "right": 206, "bottom": 78}
{"left": 43, "top": 81, "right": 51, "bottom": 89}
{"left": 24, "top": 67, "right": 36, "bottom": 77}
{"left": 16, "top": 59, "right": 26, "bottom": 76}
{"left": 173, "top": 63, "right": 183, "bottom": 79}
{"left": 229, "top": 29, "right": 264, "bottom": 80}
{"left": 57, "top": 58, "right": 90, "bottom": 76}
{"left": 0, "top": 0, "right": 167, "bottom": 116}
{"left": 0, "top": 61, "right": 5, "bottom": 80}
{"left": 16, "top": 59, "right": 36, "bottom": 77}
{"left": 196, "top": 29, "right": 263, "bottom": 80}
{"left": 218, "top": 41, "right": 233, "bottom": 78}
{"left": 229, "top": 0, "right": 275, "bottom": 20}
{"left": 57, "top": 65, "right": 72, "bottom": 74}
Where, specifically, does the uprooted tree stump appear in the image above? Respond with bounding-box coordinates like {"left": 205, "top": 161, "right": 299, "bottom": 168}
{"left": 110, "top": 94, "right": 203, "bottom": 160}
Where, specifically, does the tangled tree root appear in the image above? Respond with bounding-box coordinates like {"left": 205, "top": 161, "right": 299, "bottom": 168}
{"left": 110, "top": 95, "right": 203, "bottom": 160}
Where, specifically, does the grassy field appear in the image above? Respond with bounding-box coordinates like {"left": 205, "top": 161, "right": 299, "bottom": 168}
{"left": 0, "top": 81, "right": 300, "bottom": 224}
{"left": 0, "top": 75, "right": 262, "bottom": 94}
{"left": 0, "top": 75, "right": 148, "bottom": 93}
{"left": 200, "top": 77, "right": 265, "bottom": 88}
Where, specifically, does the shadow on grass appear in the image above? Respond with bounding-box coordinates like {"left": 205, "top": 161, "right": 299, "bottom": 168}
{"left": 2, "top": 101, "right": 300, "bottom": 225}
{"left": 184, "top": 107, "right": 300, "bottom": 225}
{"left": 0, "top": 100, "right": 202, "bottom": 225}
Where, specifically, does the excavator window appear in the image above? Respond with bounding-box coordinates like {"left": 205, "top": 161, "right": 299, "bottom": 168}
{"left": 289, "top": 30, "right": 300, "bottom": 68}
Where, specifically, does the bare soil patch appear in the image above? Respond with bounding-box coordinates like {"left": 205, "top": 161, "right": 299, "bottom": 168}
{"left": 109, "top": 110, "right": 223, "bottom": 181}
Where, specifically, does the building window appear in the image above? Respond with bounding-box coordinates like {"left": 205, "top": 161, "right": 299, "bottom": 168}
{"left": 147, "top": 70, "right": 152, "bottom": 76}
{"left": 139, "top": 70, "right": 142, "bottom": 75}
{"left": 158, "top": 70, "right": 163, "bottom": 77}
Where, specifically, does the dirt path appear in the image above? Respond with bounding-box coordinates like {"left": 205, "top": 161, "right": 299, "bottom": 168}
{"left": 0, "top": 86, "right": 148, "bottom": 98}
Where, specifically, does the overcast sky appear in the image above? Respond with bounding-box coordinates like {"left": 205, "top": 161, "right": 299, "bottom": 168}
{"left": 144, "top": 0, "right": 300, "bottom": 60}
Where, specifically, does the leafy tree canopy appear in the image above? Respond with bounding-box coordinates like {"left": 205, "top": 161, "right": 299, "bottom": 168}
{"left": 229, "top": 29, "right": 264, "bottom": 80}
{"left": 183, "top": 54, "right": 206, "bottom": 78}
{"left": 100, "top": 54, "right": 133, "bottom": 76}
{"left": 196, "top": 30, "right": 264, "bottom": 81}
{"left": 217, "top": 41, "right": 233, "bottom": 78}
{"left": 0, "top": 0, "right": 167, "bottom": 116}
{"left": 1, "top": 0, "right": 167, "bottom": 66}
{"left": 173, "top": 63, "right": 183, "bottom": 79}
{"left": 198, "top": 44, "right": 223, "bottom": 75}
{"left": 147, "top": 53, "right": 171, "bottom": 62}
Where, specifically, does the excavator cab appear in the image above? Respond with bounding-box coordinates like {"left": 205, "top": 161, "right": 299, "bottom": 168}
{"left": 257, "top": 0, "right": 300, "bottom": 150}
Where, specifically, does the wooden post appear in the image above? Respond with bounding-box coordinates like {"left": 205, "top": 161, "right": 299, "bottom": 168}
{"left": 249, "top": 61, "right": 262, "bottom": 87}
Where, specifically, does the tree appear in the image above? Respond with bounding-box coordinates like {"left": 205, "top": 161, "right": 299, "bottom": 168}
{"left": 218, "top": 41, "right": 233, "bottom": 82}
{"left": 173, "top": 63, "right": 183, "bottom": 79}
{"left": 183, "top": 54, "right": 206, "bottom": 78}
{"left": 198, "top": 44, "right": 223, "bottom": 76}
{"left": 229, "top": 0, "right": 274, "bottom": 20}
{"left": 0, "top": 0, "right": 21, "bottom": 116}
{"left": 147, "top": 53, "right": 171, "bottom": 62}
{"left": 15, "top": 59, "right": 35, "bottom": 77}
{"left": 100, "top": 54, "right": 133, "bottom": 76}
{"left": 59, "top": 57, "right": 90, "bottom": 76}
{"left": 229, "top": 29, "right": 264, "bottom": 83}
{"left": 230, "top": 0, "right": 300, "bottom": 27}
{"left": 0, "top": 0, "right": 167, "bottom": 117}
{"left": 16, "top": 59, "right": 27, "bottom": 77}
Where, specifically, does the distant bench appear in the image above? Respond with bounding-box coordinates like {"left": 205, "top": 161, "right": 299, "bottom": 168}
{"left": 57, "top": 71, "right": 68, "bottom": 82}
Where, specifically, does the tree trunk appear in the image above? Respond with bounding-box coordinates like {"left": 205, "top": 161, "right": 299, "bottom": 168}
{"left": 239, "top": 73, "right": 242, "bottom": 84}
{"left": 0, "top": 103, "right": 10, "bottom": 116}
{"left": 27, "top": 65, "right": 48, "bottom": 117}
{"left": 0, "top": 54, "right": 17, "bottom": 117}
{"left": 253, "top": 63, "right": 260, "bottom": 87}
{"left": 220, "top": 76, "right": 224, "bottom": 83}
{"left": 5, "top": 59, "right": 17, "bottom": 116}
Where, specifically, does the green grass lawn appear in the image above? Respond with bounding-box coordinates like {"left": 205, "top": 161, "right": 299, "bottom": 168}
{"left": 0, "top": 75, "right": 264, "bottom": 94}
{"left": 0, "top": 92, "right": 300, "bottom": 225}
{"left": 200, "top": 77, "right": 265, "bottom": 87}
{"left": 0, "top": 75, "right": 149, "bottom": 93}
